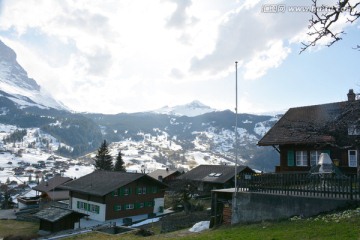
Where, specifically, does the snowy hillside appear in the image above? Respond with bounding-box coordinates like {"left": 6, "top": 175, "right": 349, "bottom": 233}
{"left": 0, "top": 40, "right": 67, "bottom": 110}
{"left": 0, "top": 124, "right": 93, "bottom": 185}
{"left": 152, "top": 100, "right": 216, "bottom": 117}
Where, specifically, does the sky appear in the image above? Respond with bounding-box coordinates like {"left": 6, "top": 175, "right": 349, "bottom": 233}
{"left": 0, "top": 0, "right": 359, "bottom": 114}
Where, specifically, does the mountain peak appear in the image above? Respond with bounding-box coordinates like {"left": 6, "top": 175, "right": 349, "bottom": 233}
{"left": 152, "top": 100, "right": 216, "bottom": 117}
{"left": 186, "top": 100, "right": 211, "bottom": 109}
{"left": 0, "top": 39, "right": 67, "bottom": 110}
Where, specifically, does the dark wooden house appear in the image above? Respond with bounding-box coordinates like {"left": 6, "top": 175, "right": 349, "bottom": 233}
{"left": 35, "top": 207, "right": 87, "bottom": 233}
{"left": 258, "top": 89, "right": 360, "bottom": 174}
{"left": 177, "top": 165, "right": 254, "bottom": 195}
{"left": 59, "top": 170, "right": 167, "bottom": 222}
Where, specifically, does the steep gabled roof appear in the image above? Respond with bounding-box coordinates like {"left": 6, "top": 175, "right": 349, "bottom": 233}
{"left": 33, "top": 176, "right": 72, "bottom": 193}
{"left": 147, "top": 169, "right": 181, "bottom": 180}
{"left": 258, "top": 100, "right": 352, "bottom": 146}
{"left": 59, "top": 170, "right": 166, "bottom": 197}
{"left": 177, "top": 165, "right": 254, "bottom": 184}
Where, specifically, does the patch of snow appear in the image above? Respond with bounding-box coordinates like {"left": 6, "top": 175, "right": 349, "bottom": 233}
{"left": 189, "top": 221, "right": 210, "bottom": 232}
{"left": 130, "top": 217, "right": 160, "bottom": 227}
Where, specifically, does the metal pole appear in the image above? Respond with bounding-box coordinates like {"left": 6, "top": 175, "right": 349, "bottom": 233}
{"left": 234, "top": 61, "right": 238, "bottom": 193}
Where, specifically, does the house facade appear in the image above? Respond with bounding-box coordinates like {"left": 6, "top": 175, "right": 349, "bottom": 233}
{"left": 258, "top": 89, "right": 360, "bottom": 174}
{"left": 60, "top": 171, "right": 167, "bottom": 222}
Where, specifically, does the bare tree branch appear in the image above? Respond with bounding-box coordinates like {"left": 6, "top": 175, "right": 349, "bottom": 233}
{"left": 300, "top": 0, "right": 360, "bottom": 53}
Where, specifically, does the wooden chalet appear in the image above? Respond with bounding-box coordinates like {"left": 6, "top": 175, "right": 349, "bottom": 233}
{"left": 177, "top": 165, "right": 254, "bottom": 194}
{"left": 147, "top": 168, "right": 182, "bottom": 183}
{"left": 59, "top": 170, "right": 167, "bottom": 222}
{"left": 258, "top": 89, "right": 360, "bottom": 174}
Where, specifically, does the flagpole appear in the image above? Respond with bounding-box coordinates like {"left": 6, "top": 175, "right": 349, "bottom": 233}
{"left": 234, "top": 61, "right": 238, "bottom": 194}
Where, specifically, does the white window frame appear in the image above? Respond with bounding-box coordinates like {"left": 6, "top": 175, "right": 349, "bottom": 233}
{"left": 296, "top": 151, "right": 308, "bottom": 166}
{"left": 348, "top": 150, "right": 358, "bottom": 167}
{"left": 310, "top": 151, "right": 321, "bottom": 166}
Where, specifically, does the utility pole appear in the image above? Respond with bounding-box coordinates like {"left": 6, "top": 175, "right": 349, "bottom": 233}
{"left": 234, "top": 61, "right": 238, "bottom": 194}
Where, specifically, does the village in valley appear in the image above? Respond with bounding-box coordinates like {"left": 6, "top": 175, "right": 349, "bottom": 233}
{"left": 1, "top": 0, "right": 360, "bottom": 239}
{"left": 0, "top": 89, "right": 359, "bottom": 239}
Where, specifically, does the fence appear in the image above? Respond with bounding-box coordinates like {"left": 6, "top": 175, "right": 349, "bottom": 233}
{"left": 238, "top": 173, "right": 360, "bottom": 200}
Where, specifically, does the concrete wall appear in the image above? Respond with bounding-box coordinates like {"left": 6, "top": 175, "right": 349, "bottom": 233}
{"left": 232, "top": 192, "right": 358, "bottom": 224}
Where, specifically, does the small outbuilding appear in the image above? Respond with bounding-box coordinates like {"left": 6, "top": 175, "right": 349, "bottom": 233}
{"left": 35, "top": 206, "right": 87, "bottom": 233}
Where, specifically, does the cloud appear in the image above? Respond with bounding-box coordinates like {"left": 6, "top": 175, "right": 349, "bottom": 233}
{"left": 190, "top": 1, "right": 311, "bottom": 79}
{"left": 166, "top": 0, "right": 198, "bottom": 29}
{"left": 0, "top": 0, "right": 354, "bottom": 114}
{"left": 244, "top": 40, "right": 291, "bottom": 80}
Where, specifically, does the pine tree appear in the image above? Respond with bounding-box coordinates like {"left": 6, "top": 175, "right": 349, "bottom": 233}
{"left": 114, "top": 150, "right": 126, "bottom": 172}
{"left": 93, "top": 140, "right": 113, "bottom": 171}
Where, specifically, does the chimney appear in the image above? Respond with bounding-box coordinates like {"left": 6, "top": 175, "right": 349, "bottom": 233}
{"left": 347, "top": 89, "right": 356, "bottom": 101}
{"left": 158, "top": 175, "right": 163, "bottom": 182}
{"left": 166, "top": 168, "right": 169, "bottom": 172}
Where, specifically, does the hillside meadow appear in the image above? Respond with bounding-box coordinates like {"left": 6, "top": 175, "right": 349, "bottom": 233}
{"left": 2, "top": 208, "right": 359, "bottom": 240}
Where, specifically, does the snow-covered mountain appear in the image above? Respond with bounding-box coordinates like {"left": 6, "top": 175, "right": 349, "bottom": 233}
{"left": 152, "top": 100, "right": 216, "bottom": 117}
{"left": 0, "top": 40, "right": 67, "bottom": 110}
{"left": 0, "top": 39, "right": 281, "bottom": 173}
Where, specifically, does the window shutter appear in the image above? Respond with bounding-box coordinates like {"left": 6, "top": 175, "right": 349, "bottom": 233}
{"left": 287, "top": 150, "right": 294, "bottom": 166}
{"left": 77, "top": 201, "right": 80, "bottom": 209}
{"left": 129, "top": 187, "right": 132, "bottom": 195}
{"left": 135, "top": 203, "right": 140, "bottom": 209}
{"left": 136, "top": 187, "right": 141, "bottom": 194}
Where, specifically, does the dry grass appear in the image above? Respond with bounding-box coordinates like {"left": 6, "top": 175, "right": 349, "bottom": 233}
{"left": 0, "top": 220, "right": 39, "bottom": 238}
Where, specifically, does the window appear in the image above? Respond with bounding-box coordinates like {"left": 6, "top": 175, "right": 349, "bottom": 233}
{"left": 137, "top": 187, "right": 147, "bottom": 194}
{"left": 114, "top": 205, "right": 121, "bottom": 211}
{"left": 125, "top": 203, "right": 134, "bottom": 210}
{"left": 124, "top": 188, "right": 129, "bottom": 195}
{"left": 113, "top": 190, "right": 118, "bottom": 196}
{"left": 146, "top": 201, "right": 153, "bottom": 207}
{"left": 90, "top": 205, "right": 100, "bottom": 214}
{"left": 77, "top": 201, "right": 99, "bottom": 214}
{"left": 152, "top": 186, "right": 158, "bottom": 193}
{"left": 348, "top": 150, "right": 358, "bottom": 167}
{"left": 310, "top": 151, "right": 321, "bottom": 166}
{"left": 136, "top": 202, "right": 144, "bottom": 209}
{"left": 296, "top": 151, "right": 307, "bottom": 166}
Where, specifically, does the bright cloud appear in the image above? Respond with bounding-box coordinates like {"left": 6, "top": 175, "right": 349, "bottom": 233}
{"left": 0, "top": 0, "right": 357, "bottom": 114}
